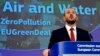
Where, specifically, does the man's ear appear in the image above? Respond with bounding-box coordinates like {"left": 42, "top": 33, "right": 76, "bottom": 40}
{"left": 76, "top": 16, "right": 78, "bottom": 21}
{"left": 63, "top": 16, "right": 66, "bottom": 21}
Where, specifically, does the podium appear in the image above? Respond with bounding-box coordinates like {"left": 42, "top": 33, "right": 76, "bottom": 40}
{"left": 0, "top": 49, "right": 43, "bottom": 56}
{"left": 50, "top": 42, "right": 100, "bottom": 56}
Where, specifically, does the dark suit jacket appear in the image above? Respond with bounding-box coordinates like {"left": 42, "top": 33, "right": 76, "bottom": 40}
{"left": 48, "top": 27, "right": 92, "bottom": 49}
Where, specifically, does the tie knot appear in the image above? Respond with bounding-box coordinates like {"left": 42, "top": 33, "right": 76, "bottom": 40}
{"left": 70, "top": 28, "right": 74, "bottom": 31}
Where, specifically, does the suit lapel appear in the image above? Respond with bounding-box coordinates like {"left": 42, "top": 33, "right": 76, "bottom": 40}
{"left": 62, "top": 27, "right": 70, "bottom": 41}
{"left": 76, "top": 28, "right": 81, "bottom": 41}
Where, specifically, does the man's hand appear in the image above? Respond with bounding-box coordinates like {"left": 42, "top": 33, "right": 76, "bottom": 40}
{"left": 43, "top": 49, "right": 50, "bottom": 56}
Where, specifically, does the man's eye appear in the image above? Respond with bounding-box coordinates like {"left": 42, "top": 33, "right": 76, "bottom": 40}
{"left": 67, "top": 12, "right": 70, "bottom": 14}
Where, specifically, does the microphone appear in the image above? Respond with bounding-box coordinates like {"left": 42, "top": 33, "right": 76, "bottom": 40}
{"left": 89, "top": 34, "right": 93, "bottom": 41}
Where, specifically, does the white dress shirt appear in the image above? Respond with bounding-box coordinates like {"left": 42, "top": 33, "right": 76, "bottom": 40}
{"left": 65, "top": 24, "right": 77, "bottom": 41}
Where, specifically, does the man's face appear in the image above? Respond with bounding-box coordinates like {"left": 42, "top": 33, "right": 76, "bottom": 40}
{"left": 63, "top": 8, "right": 78, "bottom": 25}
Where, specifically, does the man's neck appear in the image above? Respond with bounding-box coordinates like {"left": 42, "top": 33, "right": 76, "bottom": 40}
{"left": 66, "top": 23, "right": 76, "bottom": 28}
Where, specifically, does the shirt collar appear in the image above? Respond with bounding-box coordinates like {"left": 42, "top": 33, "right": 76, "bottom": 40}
{"left": 65, "top": 24, "right": 76, "bottom": 31}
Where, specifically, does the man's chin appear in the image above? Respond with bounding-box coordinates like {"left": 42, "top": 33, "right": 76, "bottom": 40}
{"left": 66, "top": 21, "right": 76, "bottom": 25}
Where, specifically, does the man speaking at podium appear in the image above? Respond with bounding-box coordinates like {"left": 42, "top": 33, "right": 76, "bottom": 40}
{"left": 43, "top": 8, "right": 92, "bottom": 56}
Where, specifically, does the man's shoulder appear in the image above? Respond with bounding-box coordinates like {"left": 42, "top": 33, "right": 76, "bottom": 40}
{"left": 52, "top": 27, "right": 66, "bottom": 33}
{"left": 77, "top": 27, "right": 88, "bottom": 33}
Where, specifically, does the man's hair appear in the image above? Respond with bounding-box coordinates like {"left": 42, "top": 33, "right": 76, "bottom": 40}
{"left": 63, "top": 8, "right": 75, "bottom": 16}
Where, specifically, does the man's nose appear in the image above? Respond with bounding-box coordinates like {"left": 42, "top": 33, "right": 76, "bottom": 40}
{"left": 70, "top": 14, "right": 73, "bottom": 19}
